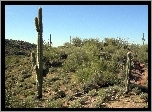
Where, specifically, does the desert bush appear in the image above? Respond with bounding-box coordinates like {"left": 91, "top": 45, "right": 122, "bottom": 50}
{"left": 5, "top": 91, "right": 12, "bottom": 108}
{"left": 139, "top": 92, "right": 148, "bottom": 102}
{"left": 44, "top": 78, "right": 52, "bottom": 86}
{"left": 101, "top": 71, "right": 119, "bottom": 86}
{"left": 88, "top": 89, "right": 98, "bottom": 97}
{"left": 98, "top": 85, "right": 125, "bottom": 102}
{"left": 75, "top": 67, "right": 94, "bottom": 84}
{"left": 75, "top": 67, "right": 119, "bottom": 93}
{"left": 98, "top": 89, "right": 107, "bottom": 98}
{"left": 66, "top": 94, "right": 76, "bottom": 101}
{"left": 43, "top": 47, "right": 62, "bottom": 61}
{"left": 72, "top": 37, "right": 82, "bottom": 47}
{"left": 92, "top": 96, "right": 104, "bottom": 108}
{"left": 78, "top": 96, "right": 88, "bottom": 105}
{"left": 14, "top": 99, "right": 39, "bottom": 108}
{"left": 49, "top": 67, "right": 58, "bottom": 73}
{"left": 5, "top": 93, "right": 39, "bottom": 108}
{"left": 47, "top": 98, "right": 63, "bottom": 108}
{"left": 63, "top": 42, "right": 72, "bottom": 48}
{"left": 61, "top": 44, "right": 76, "bottom": 56}
{"left": 69, "top": 99, "right": 82, "bottom": 108}
{"left": 82, "top": 43, "right": 99, "bottom": 58}
{"left": 82, "top": 38, "right": 100, "bottom": 49}
{"left": 50, "top": 76, "right": 60, "bottom": 82}
{"left": 104, "top": 45, "right": 117, "bottom": 54}
{"left": 62, "top": 48, "right": 89, "bottom": 72}
{"left": 136, "top": 45, "right": 148, "bottom": 65}
{"left": 132, "top": 87, "right": 142, "bottom": 95}
{"left": 74, "top": 57, "right": 119, "bottom": 90}
{"left": 51, "top": 81, "right": 61, "bottom": 92}
{"left": 60, "top": 75, "right": 71, "bottom": 85}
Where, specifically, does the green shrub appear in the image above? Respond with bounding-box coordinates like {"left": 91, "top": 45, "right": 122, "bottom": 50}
{"left": 5, "top": 91, "right": 12, "bottom": 108}
{"left": 47, "top": 98, "right": 63, "bottom": 108}
{"left": 98, "top": 89, "right": 107, "bottom": 98}
{"left": 51, "top": 81, "right": 61, "bottom": 92}
{"left": 6, "top": 96, "right": 39, "bottom": 108}
{"left": 78, "top": 96, "right": 88, "bottom": 105}
{"left": 75, "top": 67, "right": 94, "bottom": 84}
{"left": 82, "top": 42, "right": 99, "bottom": 59}
{"left": 132, "top": 87, "right": 142, "bottom": 95}
{"left": 139, "top": 92, "right": 148, "bottom": 102}
{"left": 75, "top": 61, "right": 119, "bottom": 90}
{"left": 63, "top": 42, "right": 72, "bottom": 48}
{"left": 92, "top": 96, "right": 104, "bottom": 108}
{"left": 63, "top": 48, "right": 89, "bottom": 72}
{"left": 15, "top": 99, "right": 38, "bottom": 108}
{"left": 43, "top": 47, "right": 62, "bottom": 61}
{"left": 98, "top": 86, "right": 125, "bottom": 102}
{"left": 48, "top": 67, "right": 57, "bottom": 74}
{"left": 88, "top": 89, "right": 98, "bottom": 97}
{"left": 102, "top": 71, "right": 119, "bottom": 85}
{"left": 72, "top": 37, "right": 82, "bottom": 47}
{"left": 69, "top": 99, "right": 82, "bottom": 108}
{"left": 131, "top": 44, "right": 148, "bottom": 66}
{"left": 104, "top": 45, "right": 117, "bottom": 53}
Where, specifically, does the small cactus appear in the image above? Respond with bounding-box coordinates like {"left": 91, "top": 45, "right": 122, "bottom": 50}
{"left": 125, "top": 48, "right": 132, "bottom": 93}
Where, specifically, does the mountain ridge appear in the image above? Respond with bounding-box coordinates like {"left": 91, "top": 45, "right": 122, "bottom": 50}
{"left": 5, "top": 39, "right": 37, "bottom": 56}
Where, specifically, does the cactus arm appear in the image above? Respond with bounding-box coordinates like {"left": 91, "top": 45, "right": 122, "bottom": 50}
{"left": 35, "top": 17, "right": 39, "bottom": 32}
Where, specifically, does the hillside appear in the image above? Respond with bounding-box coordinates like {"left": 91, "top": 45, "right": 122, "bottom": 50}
{"left": 5, "top": 38, "right": 148, "bottom": 109}
{"left": 5, "top": 39, "right": 36, "bottom": 56}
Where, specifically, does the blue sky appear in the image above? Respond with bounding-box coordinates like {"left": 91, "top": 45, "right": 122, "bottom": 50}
{"left": 5, "top": 5, "right": 148, "bottom": 47}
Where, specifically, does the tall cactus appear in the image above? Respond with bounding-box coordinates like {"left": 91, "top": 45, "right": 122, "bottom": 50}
{"left": 50, "top": 34, "right": 52, "bottom": 46}
{"left": 125, "top": 48, "right": 132, "bottom": 93}
{"left": 70, "top": 36, "right": 71, "bottom": 44}
{"left": 142, "top": 33, "right": 145, "bottom": 45}
{"left": 31, "top": 7, "right": 49, "bottom": 99}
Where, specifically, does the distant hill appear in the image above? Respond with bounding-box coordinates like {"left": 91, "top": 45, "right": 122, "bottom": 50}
{"left": 5, "top": 39, "right": 36, "bottom": 56}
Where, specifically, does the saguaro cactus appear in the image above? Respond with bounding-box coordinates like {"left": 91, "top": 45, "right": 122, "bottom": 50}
{"left": 50, "top": 34, "right": 52, "bottom": 46}
{"left": 125, "top": 48, "right": 132, "bottom": 93}
{"left": 70, "top": 36, "right": 71, "bottom": 44}
{"left": 31, "top": 7, "right": 49, "bottom": 99}
{"left": 142, "top": 33, "right": 145, "bottom": 45}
